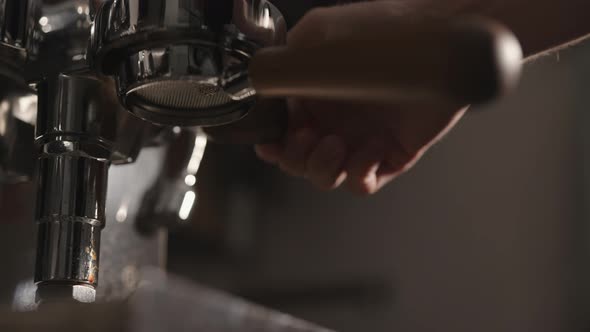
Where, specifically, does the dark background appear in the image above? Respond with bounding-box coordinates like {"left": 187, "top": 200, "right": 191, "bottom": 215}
{"left": 166, "top": 2, "right": 590, "bottom": 331}
{"left": 0, "top": 1, "right": 588, "bottom": 331}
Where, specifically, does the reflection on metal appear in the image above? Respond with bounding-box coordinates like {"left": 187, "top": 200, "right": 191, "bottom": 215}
{"left": 0, "top": 101, "right": 10, "bottom": 136}
{"left": 188, "top": 132, "right": 208, "bottom": 174}
{"left": 92, "top": 0, "right": 287, "bottom": 126}
{"left": 36, "top": 284, "right": 97, "bottom": 304}
{"left": 20, "top": 0, "right": 285, "bottom": 302}
{"left": 0, "top": 148, "right": 168, "bottom": 308}
{"left": 1, "top": 269, "right": 333, "bottom": 332}
{"left": 178, "top": 191, "right": 197, "bottom": 221}
{"left": 35, "top": 154, "right": 107, "bottom": 292}
{"left": 129, "top": 269, "right": 333, "bottom": 332}
{"left": 0, "top": 5, "right": 323, "bottom": 332}
{"left": 99, "top": 147, "right": 169, "bottom": 302}
{"left": 28, "top": 0, "right": 162, "bottom": 300}
{"left": 136, "top": 130, "right": 208, "bottom": 233}
{"left": 14, "top": 95, "right": 37, "bottom": 126}
{"left": 0, "top": 0, "right": 287, "bottom": 303}
{"left": 184, "top": 175, "right": 197, "bottom": 187}
{"left": 0, "top": 1, "right": 327, "bottom": 330}
{"left": 11, "top": 279, "right": 37, "bottom": 312}
{"left": 116, "top": 203, "right": 129, "bottom": 223}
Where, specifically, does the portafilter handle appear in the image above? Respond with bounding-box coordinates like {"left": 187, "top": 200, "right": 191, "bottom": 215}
{"left": 250, "top": 16, "right": 522, "bottom": 105}
{"left": 206, "top": 16, "right": 522, "bottom": 144}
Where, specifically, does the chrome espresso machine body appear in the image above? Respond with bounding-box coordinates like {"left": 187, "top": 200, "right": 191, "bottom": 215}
{"left": 0, "top": 0, "right": 287, "bottom": 305}
{"left": 0, "top": 1, "right": 524, "bottom": 330}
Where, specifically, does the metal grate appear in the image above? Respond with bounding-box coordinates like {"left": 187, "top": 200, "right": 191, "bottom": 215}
{"left": 132, "top": 81, "right": 233, "bottom": 111}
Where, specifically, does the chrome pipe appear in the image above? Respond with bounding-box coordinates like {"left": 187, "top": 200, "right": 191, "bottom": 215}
{"left": 33, "top": 72, "right": 113, "bottom": 303}
{"left": 34, "top": 155, "right": 108, "bottom": 293}
{"left": 0, "top": 0, "right": 285, "bottom": 305}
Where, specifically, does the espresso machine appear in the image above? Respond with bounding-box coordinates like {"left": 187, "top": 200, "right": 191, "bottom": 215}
{"left": 0, "top": 0, "right": 523, "bottom": 330}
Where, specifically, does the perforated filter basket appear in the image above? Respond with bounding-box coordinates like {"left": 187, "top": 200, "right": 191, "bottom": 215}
{"left": 93, "top": 0, "right": 286, "bottom": 127}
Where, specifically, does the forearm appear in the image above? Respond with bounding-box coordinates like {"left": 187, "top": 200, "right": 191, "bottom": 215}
{"left": 391, "top": 0, "right": 590, "bottom": 57}
{"left": 451, "top": 0, "right": 590, "bottom": 57}
{"left": 302, "top": 0, "right": 590, "bottom": 57}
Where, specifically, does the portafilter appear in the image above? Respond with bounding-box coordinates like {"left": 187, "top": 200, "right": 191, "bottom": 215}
{"left": 93, "top": 0, "right": 286, "bottom": 127}
{"left": 93, "top": 0, "right": 522, "bottom": 141}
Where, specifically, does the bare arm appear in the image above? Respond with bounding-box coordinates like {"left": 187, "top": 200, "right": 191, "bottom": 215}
{"left": 291, "top": 0, "right": 590, "bottom": 57}
{"left": 253, "top": 0, "right": 590, "bottom": 194}
{"left": 442, "top": 0, "right": 590, "bottom": 57}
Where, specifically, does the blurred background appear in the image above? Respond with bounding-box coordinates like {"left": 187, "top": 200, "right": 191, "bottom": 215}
{"left": 1, "top": 1, "right": 590, "bottom": 331}
{"left": 166, "top": 24, "right": 590, "bottom": 332}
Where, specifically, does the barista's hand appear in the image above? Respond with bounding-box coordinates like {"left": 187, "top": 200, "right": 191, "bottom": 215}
{"left": 254, "top": 4, "right": 468, "bottom": 194}
{"left": 256, "top": 99, "right": 466, "bottom": 195}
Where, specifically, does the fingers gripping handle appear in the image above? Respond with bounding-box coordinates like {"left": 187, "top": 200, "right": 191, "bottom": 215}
{"left": 207, "top": 17, "right": 523, "bottom": 144}
{"left": 249, "top": 17, "right": 523, "bottom": 105}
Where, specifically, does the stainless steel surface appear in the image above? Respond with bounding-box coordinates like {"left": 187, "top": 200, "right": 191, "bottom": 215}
{"left": 136, "top": 130, "right": 207, "bottom": 234}
{"left": 0, "top": 2, "right": 326, "bottom": 330}
{"left": 32, "top": 72, "right": 148, "bottom": 298}
{"left": 98, "top": 147, "right": 168, "bottom": 302}
{"left": 35, "top": 73, "right": 156, "bottom": 163}
{"left": 129, "top": 269, "right": 333, "bottom": 332}
{"left": 31, "top": 0, "right": 161, "bottom": 297}
{"left": 33, "top": 72, "right": 113, "bottom": 295}
{"left": 0, "top": 269, "right": 333, "bottom": 332}
{"left": 35, "top": 155, "right": 107, "bottom": 290}
{"left": 36, "top": 283, "right": 96, "bottom": 304}
{"left": 0, "top": 147, "right": 169, "bottom": 310}
{"left": 28, "top": 0, "right": 93, "bottom": 76}
{"left": 93, "top": 0, "right": 286, "bottom": 126}
{"left": 25, "top": 0, "right": 283, "bottom": 297}
{"left": 36, "top": 73, "right": 115, "bottom": 147}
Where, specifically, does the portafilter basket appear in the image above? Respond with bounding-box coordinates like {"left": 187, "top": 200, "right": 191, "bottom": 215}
{"left": 94, "top": 1, "right": 523, "bottom": 145}
{"left": 93, "top": 0, "right": 286, "bottom": 127}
